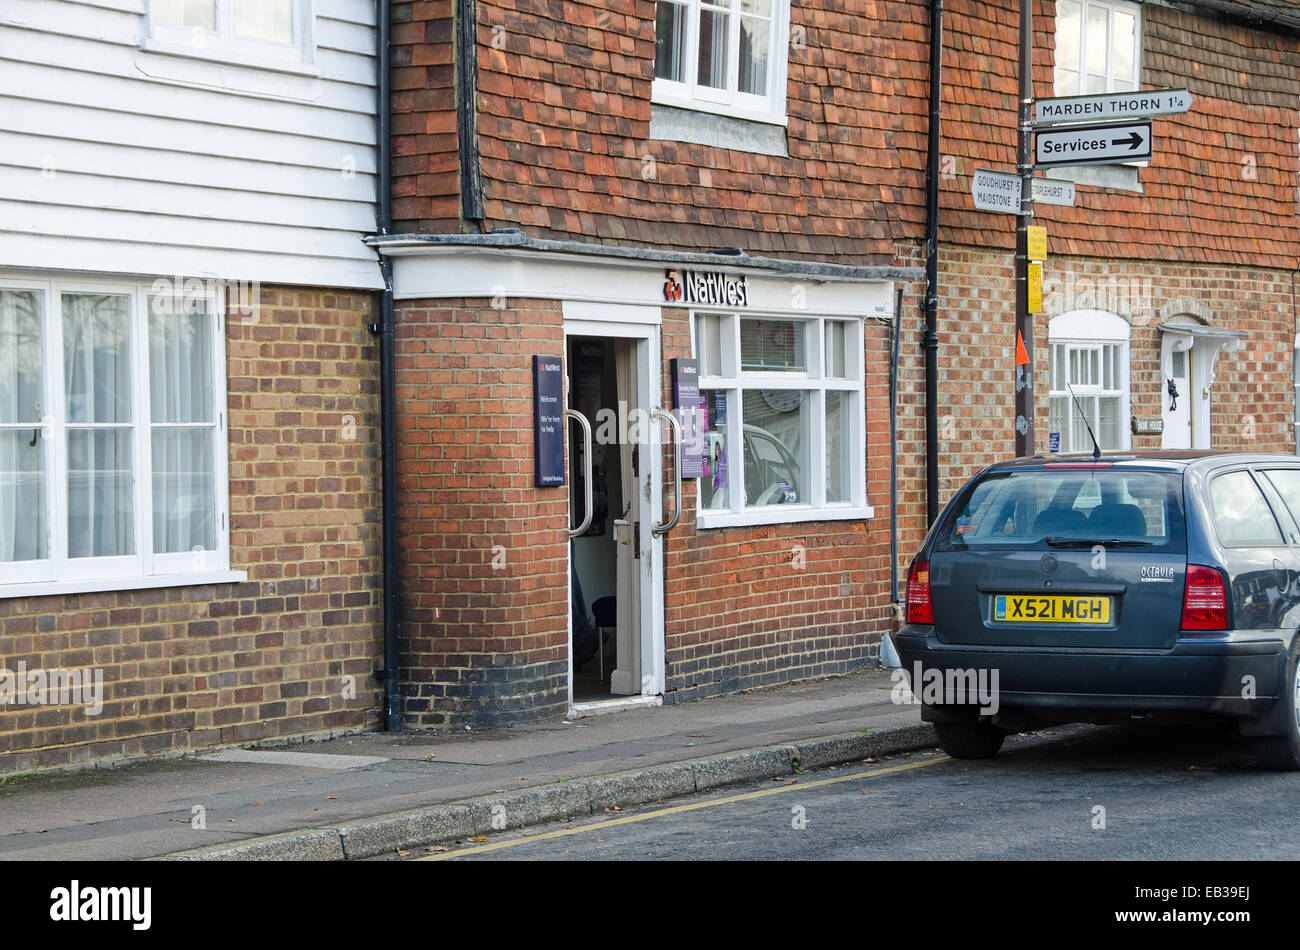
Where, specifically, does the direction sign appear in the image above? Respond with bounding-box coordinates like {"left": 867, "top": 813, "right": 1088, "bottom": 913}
{"left": 1035, "top": 121, "right": 1151, "bottom": 168}
{"left": 972, "top": 170, "right": 1077, "bottom": 213}
{"left": 1035, "top": 88, "right": 1192, "bottom": 127}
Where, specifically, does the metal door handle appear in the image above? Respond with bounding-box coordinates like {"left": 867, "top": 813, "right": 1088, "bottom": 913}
{"left": 567, "top": 408, "right": 593, "bottom": 538}
{"left": 651, "top": 407, "right": 681, "bottom": 537}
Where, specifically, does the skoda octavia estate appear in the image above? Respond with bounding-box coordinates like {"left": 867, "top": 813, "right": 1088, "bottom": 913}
{"left": 891, "top": 452, "right": 1300, "bottom": 769}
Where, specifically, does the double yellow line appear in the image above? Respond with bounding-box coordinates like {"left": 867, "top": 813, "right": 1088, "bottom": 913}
{"left": 417, "top": 755, "right": 950, "bottom": 861}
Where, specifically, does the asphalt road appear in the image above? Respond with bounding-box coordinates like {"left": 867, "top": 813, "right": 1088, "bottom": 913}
{"left": 403, "top": 721, "right": 1300, "bottom": 861}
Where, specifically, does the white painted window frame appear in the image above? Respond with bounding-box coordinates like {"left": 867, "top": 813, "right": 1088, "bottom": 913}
{"left": 0, "top": 275, "right": 236, "bottom": 599}
{"left": 1048, "top": 309, "right": 1132, "bottom": 453}
{"left": 146, "top": 0, "right": 315, "bottom": 69}
{"left": 652, "top": 0, "right": 791, "bottom": 127}
{"left": 1052, "top": 0, "right": 1142, "bottom": 97}
{"left": 692, "top": 309, "right": 870, "bottom": 529}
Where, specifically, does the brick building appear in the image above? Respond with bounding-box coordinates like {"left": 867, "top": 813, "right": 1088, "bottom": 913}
{"left": 4, "top": 0, "right": 1299, "bottom": 770}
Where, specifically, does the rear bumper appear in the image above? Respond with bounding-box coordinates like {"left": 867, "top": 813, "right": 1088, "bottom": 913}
{"left": 891, "top": 625, "right": 1289, "bottom": 719}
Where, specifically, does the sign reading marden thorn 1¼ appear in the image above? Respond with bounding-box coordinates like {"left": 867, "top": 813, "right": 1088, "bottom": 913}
{"left": 1034, "top": 88, "right": 1193, "bottom": 127}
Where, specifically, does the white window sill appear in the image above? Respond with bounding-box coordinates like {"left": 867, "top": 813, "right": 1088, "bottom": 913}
{"left": 0, "top": 570, "right": 248, "bottom": 601}
{"left": 650, "top": 90, "right": 788, "bottom": 129}
{"left": 139, "top": 38, "right": 321, "bottom": 78}
{"left": 696, "top": 504, "right": 875, "bottom": 530}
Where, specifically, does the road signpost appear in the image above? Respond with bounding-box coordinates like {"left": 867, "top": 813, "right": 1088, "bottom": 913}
{"left": 973, "top": 170, "right": 1076, "bottom": 213}
{"left": 1035, "top": 121, "right": 1152, "bottom": 167}
{"left": 1035, "top": 88, "right": 1193, "bottom": 126}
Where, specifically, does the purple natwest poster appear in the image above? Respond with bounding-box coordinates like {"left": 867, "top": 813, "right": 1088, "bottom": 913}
{"left": 671, "top": 358, "right": 703, "bottom": 479}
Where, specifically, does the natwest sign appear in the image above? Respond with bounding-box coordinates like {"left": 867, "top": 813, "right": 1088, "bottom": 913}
{"left": 664, "top": 268, "right": 749, "bottom": 307}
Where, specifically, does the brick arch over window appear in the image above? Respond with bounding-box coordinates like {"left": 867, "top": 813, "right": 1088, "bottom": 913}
{"left": 1048, "top": 310, "right": 1132, "bottom": 452}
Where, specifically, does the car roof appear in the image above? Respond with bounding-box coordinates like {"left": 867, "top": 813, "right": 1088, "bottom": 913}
{"left": 983, "top": 451, "right": 1300, "bottom": 474}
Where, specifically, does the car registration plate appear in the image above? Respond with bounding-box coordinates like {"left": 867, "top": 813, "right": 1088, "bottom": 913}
{"left": 993, "top": 594, "right": 1111, "bottom": 624}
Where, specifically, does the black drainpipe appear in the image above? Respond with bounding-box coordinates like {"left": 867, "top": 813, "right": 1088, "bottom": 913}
{"left": 457, "top": 0, "right": 485, "bottom": 225}
{"left": 374, "top": 0, "right": 401, "bottom": 732}
{"left": 922, "top": 0, "right": 943, "bottom": 525}
{"left": 889, "top": 286, "right": 904, "bottom": 605}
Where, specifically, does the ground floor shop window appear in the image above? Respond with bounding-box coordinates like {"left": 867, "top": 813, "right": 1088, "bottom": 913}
{"left": 1048, "top": 310, "right": 1131, "bottom": 453}
{"left": 0, "top": 276, "right": 230, "bottom": 593}
{"left": 694, "top": 311, "right": 868, "bottom": 527}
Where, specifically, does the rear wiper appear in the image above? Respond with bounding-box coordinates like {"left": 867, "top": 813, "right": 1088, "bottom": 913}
{"left": 1044, "top": 536, "right": 1155, "bottom": 548}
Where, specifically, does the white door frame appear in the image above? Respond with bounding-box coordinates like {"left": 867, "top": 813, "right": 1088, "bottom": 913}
{"left": 563, "top": 308, "right": 666, "bottom": 716}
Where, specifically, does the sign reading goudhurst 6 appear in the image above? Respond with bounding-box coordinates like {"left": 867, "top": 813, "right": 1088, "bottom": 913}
{"left": 664, "top": 268, "right": 749, "bottom": 307}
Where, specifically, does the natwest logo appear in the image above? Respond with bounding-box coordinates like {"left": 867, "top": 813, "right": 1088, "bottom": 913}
{"left": 663, "top": 268, "right": 748, "bottom": 307}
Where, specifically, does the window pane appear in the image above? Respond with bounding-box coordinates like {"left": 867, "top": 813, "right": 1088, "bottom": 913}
{"left": 697, "top": 7, "right": 730, "bottom": 89}
{"left": 0, "top": 289, "right": 44, "bottom": 424}
{"left": 1086, "top": 4, "right": 1109, "bottom": 75}
{"left": 700, "top": 390, "right": 730, "bottom": 510}
{"left": 1055, "top": 68, "right": 1079, "bottom": 97}
{"left": 1210, "top": 471, "right": 1282, "bottom": 545}
{"left": 0, "top": 429, "right": 46, "bottom": 562}
{"left": 826, "top": 390, "right": 851, "bottom": 503}
{"left": 1113, "top": 9, "right": 1136, "bottom": 81}
{"left": 1057, "top": 1, "right": 1081, "bottom": 71}
{"left": 1264, "top": 471, "right": 1300, "bottom": 533}
{"left": 743, "top": 389, "right": 807, "bottom": 506}
{"left": 67, "top": 428, "right": 134, "bottom": 558}
{"left": 741, "top": 0, "right": 771, "bottom": 14}
{"left": 153, "top": 428, "right": 216, "bottom": 553}
{"left": 154, "top": 0, "right": 216, "bottom": 30}
{"left": 234, "top": 0, "right": 294, "bottom": 44}
{"left": 741, "top": 319, "right": 806, "bottom": 372}
{"left": 64, "top": 293, "right": 131, "bottom": 425}
{"left": 149, "top": 299, "right": 214, "bottom": 423}
{"left": 695, "top": 314, "right": 723, "bottom": 377}
{"left": 739, "top": 17, "right": 769, "bottom": 95}
{"left": 825, "top": 321, "right": 848, "bottom": 378}
{"left": 655, "top": 1, "right": 689, "bottom": 82}
{"left": 1098, "top": 395, "right": 1120, "bottom": 449}
{"left": 1049, "top": 395, "right": 1067, "bottom": 446}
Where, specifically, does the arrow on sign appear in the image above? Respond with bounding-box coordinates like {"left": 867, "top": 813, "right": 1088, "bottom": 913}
{"left": 1035, "top": 121, "right": 1152, "bottom": 168}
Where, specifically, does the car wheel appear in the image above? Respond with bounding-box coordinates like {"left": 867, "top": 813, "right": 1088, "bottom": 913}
{"left": 1252, "top": 640, "right": 1300, "bottom": 771}
{"left": 934, "top": 720, "right": 1007, "bottom": 759}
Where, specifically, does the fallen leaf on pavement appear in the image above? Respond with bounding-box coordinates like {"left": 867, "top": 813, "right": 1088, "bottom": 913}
{"left": 398, "top": 850, "right": 410, "bottom": 858}
{"left": 248, "top": 802, "right": 265, "bottom": 806}
{"left": 473, "top": 836, "right": 489, "bottom": 842}
{"left": 327, "top": 796, "right": 339, "bottom": 800}
{"left": 686, "top": 734, "right": 711, "bottom": 738}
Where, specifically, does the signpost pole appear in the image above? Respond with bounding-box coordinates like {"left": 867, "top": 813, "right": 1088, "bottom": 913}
{"left": 1015, "top": 0, "right": 1034, "bottom": 457}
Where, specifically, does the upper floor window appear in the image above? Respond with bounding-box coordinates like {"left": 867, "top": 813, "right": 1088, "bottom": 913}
{"left": 653, "top": 0, "right": 790, "bottom": 125}
{"left": 150, "top": 0, "right": 312, "bottom": 66}
{"left": 1053, "top": 0, "right": 1140, "bottom": 97}
{"left": 1048, "top": 310, "right": 1131, "bottom": 453}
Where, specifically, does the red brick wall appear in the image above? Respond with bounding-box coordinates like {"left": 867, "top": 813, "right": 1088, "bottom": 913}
{"left": 392, "top": 0, "right": 931, "bottom": 264}
{"left": 888, "top": 246, "right": 1298, "bottom": 565}
{"left": 0, "top": 286, "right": 384, "bottom": 774}
{"left": 394, "top": 297, "right": 569, "bottom": 726}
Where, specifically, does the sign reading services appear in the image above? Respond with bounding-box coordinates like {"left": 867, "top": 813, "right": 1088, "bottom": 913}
{"left": 1036, "top": 121, "right": 1152, "bottom": 167}
{"left": 664, "top": 268, "right": 748, "bottom": 307}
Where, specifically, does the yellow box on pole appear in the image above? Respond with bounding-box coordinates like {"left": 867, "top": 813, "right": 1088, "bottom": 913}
{"left": 1028, "top": 262, "right": 1043, "bottom": 313}
{"left": 1027, "top": 226, "right": 1047, "bottom": 261}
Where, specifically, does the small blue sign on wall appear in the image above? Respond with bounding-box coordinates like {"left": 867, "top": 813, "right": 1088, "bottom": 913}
{"left": 533, "top": 355, "right": 566, "bottom": 487}
{"left": 1048, "top": 431, "right": 1061, "bottom": 454}
{"left": 671, "top": 358, "right": 704, "bottom": 479}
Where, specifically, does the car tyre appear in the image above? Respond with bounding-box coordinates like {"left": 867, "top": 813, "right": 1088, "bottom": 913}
{"left": 934, "top": 720, "right": 1007, "bottom": 759}
{"left": 1252, "top": 639, "right": 1300, "bottom": 771}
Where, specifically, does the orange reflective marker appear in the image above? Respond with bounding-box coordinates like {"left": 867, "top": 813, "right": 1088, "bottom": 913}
{"left": 1015, "top": 330, "right": 1030, "bottom": 366}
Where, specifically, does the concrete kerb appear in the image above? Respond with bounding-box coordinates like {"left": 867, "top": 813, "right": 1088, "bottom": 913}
{"left": 159, "top": 724, "right": 937, "bottom": 861}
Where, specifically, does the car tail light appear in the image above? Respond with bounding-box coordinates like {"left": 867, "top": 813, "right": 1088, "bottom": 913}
{"left": 906, "top": 560, "right": 934, "bottom": 625}
{"left": 1181, "top": 565, "right": 1228, "bottom": 631}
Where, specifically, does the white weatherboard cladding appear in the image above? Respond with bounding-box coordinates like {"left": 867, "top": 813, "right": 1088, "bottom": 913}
{"left": 0, "top": 0, "right": 382, "bottom": 290}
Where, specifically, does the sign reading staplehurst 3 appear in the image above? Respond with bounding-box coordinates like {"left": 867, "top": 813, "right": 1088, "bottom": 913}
{"left": 1036, "top": 121, "right": 1151, "bottom": 168}
{"left": 1035, "top": 88, "right": 1192, "bottom": 127}
{"left": 972, "top": 170, "right": 1077, "bottom": 213}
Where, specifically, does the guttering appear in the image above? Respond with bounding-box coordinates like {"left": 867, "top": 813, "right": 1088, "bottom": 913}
{"left": 1172, "top": 0, "right": 1300, "bottom": 35}
{"left": 922, "top": 0, "right": 943, "bottom": 524}
{"left": 374, "top": 0, "right": 402, "bottom": 732}
{"left": 368, "top": 231, "right": 921, "bottom": 283}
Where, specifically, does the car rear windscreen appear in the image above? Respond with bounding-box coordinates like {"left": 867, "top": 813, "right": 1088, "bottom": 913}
{"left": 934, "top": 468, "right": 1186, "bottom": 553}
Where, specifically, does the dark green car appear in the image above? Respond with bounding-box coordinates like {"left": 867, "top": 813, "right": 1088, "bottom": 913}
{"left": 891, "top": 452, "right": 1300, "bottom": 769}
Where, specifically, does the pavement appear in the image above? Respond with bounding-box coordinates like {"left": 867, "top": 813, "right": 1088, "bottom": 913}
{"left": 0, "top": 668, "right": 934, "bottom": 861}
